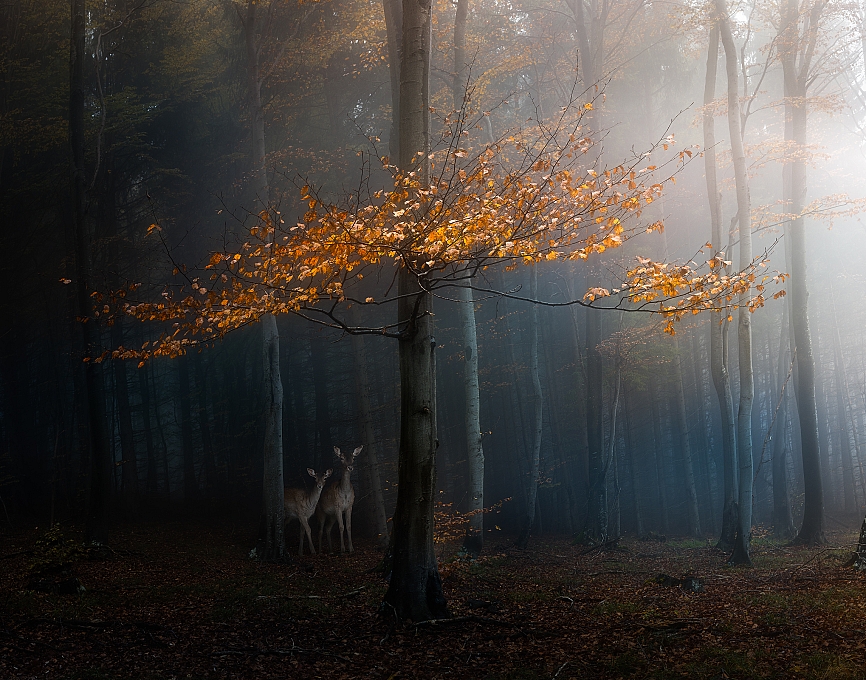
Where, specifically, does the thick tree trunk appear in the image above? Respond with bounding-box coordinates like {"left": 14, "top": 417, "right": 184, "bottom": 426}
{"left": 517, "top": 267, "right": 543, "bottom": 549}
{"left": 382, "top": 0, "right": 448, "bottom": 621}
{"left": 716, "top": 0, "right": 754, "bottom": 565}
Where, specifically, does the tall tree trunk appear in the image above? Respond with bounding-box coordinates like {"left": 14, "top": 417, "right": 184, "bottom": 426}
{"left": 243, "top": 0, "right": 284, "bottom": 559}
{"left": 650, "top": 384, "right": 669, "bottom": 533}
{"left": 586, "top": 299, "right": 606, "bottom": 542}
{"left": 310, "top": 337, "right": 333, "bottom": 469}
{"left": 178, "top": 356, "right": 197, "bottom": 503}
{"left": 831, "top": 288, "right": 857, "bottom": 514}
{"left": 517, "top": 267, "right": 543, "bottom": 549}
{"left": 623, "top": 387, "right": 644, "bottom": 536}
{"left": 383, "top": 0, "right": 402, "bottom": 161}
{"left": 70, "top": 0, "right": 111, "bottom": 543}
{"left": 780, "top": 0, "right": 825, "bottom": 545}
{"left": 350, "top": 309, "right": 389, "bottom": 547}
{"left": 673, "top": 337, "right": 702, "bottom": 537}
{"left": 451, "top": 0, "right": 483, "bottom": 557}
{"left": 716, "top": 0, "right": 754, "bottom": 565}
{"left": 382, "top": 0, "right": 448, "bottom": 621}
{"left": 772, "top": 306, "right": 795, "bottom": 537}
{"left": 137, "top": 357, "right": 157, "bottom": 496}
{"left": 194, "top": 352, "right": 216, "bottom": 497}
{"left": 704, "top": 25, "right": 738, "bottom": 551}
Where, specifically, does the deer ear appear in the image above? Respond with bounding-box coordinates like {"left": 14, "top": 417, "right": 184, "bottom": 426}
{"left": 333, "top": 446, "right": 341, "bottom": 456}
{"left": 307, "top": 468, "right": 316, "bottom": 478}
{"left": 324, "top": 469, "right": 333, "bottom": 478}
{"left": 353, "top": 446, "right": 363, "bottom": 456}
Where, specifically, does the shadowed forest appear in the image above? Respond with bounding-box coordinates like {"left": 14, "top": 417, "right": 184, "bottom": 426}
{"left": 4, "top": 0, "right": 866, "bottom": 675}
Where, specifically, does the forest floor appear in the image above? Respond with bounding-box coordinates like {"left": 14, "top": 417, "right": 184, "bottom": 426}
{"left": 2, "top": 518, "right": 866, "bottom": 679}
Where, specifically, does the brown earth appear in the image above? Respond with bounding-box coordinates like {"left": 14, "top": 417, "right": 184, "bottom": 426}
{"left": 2, "top": 520, "right": 865, "bottom": 679}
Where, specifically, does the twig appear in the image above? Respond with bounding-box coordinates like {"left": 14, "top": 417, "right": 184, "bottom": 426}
{"left": 413, "top": 615, "right": 515, "bottom": 628}
{"left": 552, "top": 661, "right": 570, "bottom": 678}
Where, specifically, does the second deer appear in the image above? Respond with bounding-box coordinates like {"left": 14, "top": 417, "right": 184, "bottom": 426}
{"left": 285, "top": 468, "right": 332, "bottom": 555}
{"left": 316, "top": 446, "right": 362, "bottom": 554}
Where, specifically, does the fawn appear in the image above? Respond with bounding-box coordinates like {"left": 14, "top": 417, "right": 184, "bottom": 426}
{"left": 284, "top": 468, "right": 332, "bottom": 555}
{"left": 316, "top": 446, "right": 362, "bottom": 554}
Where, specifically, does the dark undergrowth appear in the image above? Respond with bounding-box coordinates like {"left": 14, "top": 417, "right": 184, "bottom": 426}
{"left": 1, "top": 519, "right": 865, "bottom": 679}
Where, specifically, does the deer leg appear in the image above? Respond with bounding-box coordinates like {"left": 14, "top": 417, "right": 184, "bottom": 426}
{"left": 317, "top": 514, "right": 325, "bottom": 554}
{"left": 326, "top": 516, "right": 335, "bottom": 553}
{"left": 298, "top": 522, "right": 305, "bottom": 556}
{"left": 346, "top": 505, "right": 354, "bottom": 553}
{"left": 336, "top": 511, "right": 346, "bottom": 553}
{"left": 301, "top": 517, "right": 316, "bottom": 555}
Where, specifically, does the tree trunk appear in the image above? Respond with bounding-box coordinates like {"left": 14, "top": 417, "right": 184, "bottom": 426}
{"left": 586, "top": 301, "right": 606, "bottom": 542}
{"left": 70, "top": 0, "right": 111, "bottom": 543}
{"left": 137, "top": 357, "right": 157, "bottom": 496}
{"left": 261, "top": 313, "right": 285, "bottom": 560}
{"left": 243, "top": 0, "right": 285, "bottom": 559}
{"left": 194, "top": 352, "right": 216, "bottom": 496}
{"left": 517, "top": 267, "right": 543, "bottom": 549}
{"left": 716, "top": 0, "right": 754, "bottom": 565}
{"left": 831, "top": 288, "right": 856, "bottom": 514}
{"left": 382, "top": 0, "right": 448, "bottom": 621}
{"left": 178, "top": 356, "right": 197, "bottom": 503}
{"left": 703, "top": 25, "right": 738, "bottom": 551}
{"left": 780, "top": 0, "right": 825, "bottom": 545}
{"left": 673, "top": 336, "right": 702, "bottom": 537}
{"left": 772, "top": 306, "right": 795, "bottom": 537}
{"left": 350, "top": 309, "right": 389, "bottom": 547}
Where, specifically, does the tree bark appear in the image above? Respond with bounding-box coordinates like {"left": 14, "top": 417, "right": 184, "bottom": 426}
{"left": 350, "top": 308, "right": 389, "bottom": 547}
{"left": 243, "top": 0, "right": 285, "bottom": 559}
{"left": 178, "top": 356, "right": 197, "bottom": 503}
{"left": 716, "top": 0, "right": 754, "bottom": 565}
{"left": 70, "top": 0, "right": 111, "bottom": 543}
{"left": 780, "top": 0, "right": 825, "bottom": 545}
{"left": 772, "top": 306, "right": 795, "bottom": 537}
{"left": 382, "top": 0, "right": 448, "bottom": 621}
{"left": 830, "top": 287, "right": 856, "bottom": 514}
{"left": 517, "top": 267, "right": 543, "bottom": 549}
{"left": 704, "top": 24, "right": 738, "bottom": 552}
{"left": 673, "top": 337, "right": 702, "bottom": 537}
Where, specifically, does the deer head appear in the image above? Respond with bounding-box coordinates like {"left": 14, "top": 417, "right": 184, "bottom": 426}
{"left": 334, "top": 446, "right": 362, "bottom": 472}
{"left": 308, "top": 467, "right": 332, "bottom": 489}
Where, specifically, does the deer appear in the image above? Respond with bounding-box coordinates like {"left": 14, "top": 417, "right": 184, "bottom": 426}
{"left": 284, "top": 468, "right": 332, "bottom": 555}
{"left": 316, "top": 446, "right": 362, "bottom": 554}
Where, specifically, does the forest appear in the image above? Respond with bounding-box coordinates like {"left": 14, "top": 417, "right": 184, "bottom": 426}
{"left": 4, "top": 0, "right": 866, "bottom": 676}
